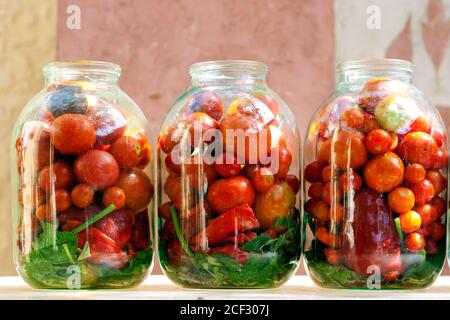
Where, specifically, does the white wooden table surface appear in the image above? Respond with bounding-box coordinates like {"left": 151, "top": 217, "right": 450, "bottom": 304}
{"left": 1, "top": 276, "right": 450, "bottom": 300}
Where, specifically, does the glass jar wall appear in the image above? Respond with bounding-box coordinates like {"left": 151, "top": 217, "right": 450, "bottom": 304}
{"left": 157, "top": 60, "right": 301, "bottom": 288}
{"left": 11, "top": 61, "right": 154, "bottom": 289}
{"left": 303, "top": 59, "right": 448, "bottom": 289}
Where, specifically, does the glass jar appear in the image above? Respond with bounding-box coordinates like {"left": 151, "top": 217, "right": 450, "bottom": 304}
{"left": 303, "top": 58, "right": 448, "bottom": 289}
{"left": 11, "top": 61, "right": 154, "bottom": 289}
{"left": 157, "top": 60, "right": 301, "bottom": 288}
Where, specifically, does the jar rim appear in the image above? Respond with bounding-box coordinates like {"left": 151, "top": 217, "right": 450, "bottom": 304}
{"left": 43, "top": 60, "right": 121, "bottom": 78}
{"left": 336, "top": 58, "right": 414, "bottom": 74}
{"left": 189, "top": 60, "right": 268, "bottom": 78}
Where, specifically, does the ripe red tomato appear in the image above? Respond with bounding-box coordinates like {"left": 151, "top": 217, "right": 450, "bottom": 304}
{"left": 399, "top": 210, "right": 421, "bottom": 233}
{"left": 110, "top": 136, "right": 149, "bottom": 169}
{"left": 363, "top": 152, "right": 404, "bottom": 193}
{"left": 431, "top": 221, "right": 445, "bottom": 241}
{"left": 332, "top": 130, "right": 368, "bottom": 169}
{"left": 409, "top": 116, "right": 431, "bottom": 134}
{"left": 405, "top": 232, "right": 425, "bottom": 252}
{"left": 38, "top": 162, "right": 74, "bottom": 192}
{"left": 321, "top": 165, "right": 332, "bottom": 183}
{"left": 321, "top": 182, "right": 343, "bottom": 205}
{"left": 426, "top": 170, "right": 447, "bottom": 195}
{"left": 339, "top": 171, "right": 362, "bottom": 191}
{"left": 328, "top": 203, "right": 344, "bottom": 223}
{"left": 411, "top": 179, "right": 435, "bottom": 205}
{"left": 431, "top": 129, "right": 445, "bottom": 147}
{"left": 363, "top": 112, "right": 380, "bottom": 133}
{"left": 308, "top": 183, "right": 323, "bottom": 200}
{"left": 36, "top": 204, "right": 52, "bottom": 222}
{"left": 51, "top": 114, "right": 96, "bottom": 155}
{"left": 184, "top": 162, "right": 217, "bottom": 190}
{"left": 214, "top": 153, "right": 241, "bottom": 177}
{"left": 388, "top": 187, "right": 415, "bottom": 213}
{"left": 206, "top": 176, "right": 255, "bottom": 214}
{"left": 71, "top": 184, "right": 94, "bottom": 209}
{"left": 74, "top": 150, "right": 119, "bottom": 190}
{"left": 254, "top": 182, "right": 296, "bottom": 231}
{"left": 158, "top": 202, "right": 173, "bottom": 220}
{"left": 324, "top": 248, "right": 342, "bottom": 266}
{"left": 304, "top": 198, "right": 318, "bottom": 215}
{"left": 432, "top": 148, "right": 449, "bottom": 169}
{"left": 252, "top": 167, "right": 275, "bottom": 192}
{"left": 430, "top": 196, "right": 446, "bottom": 217}
{"left": 159, "top": 124, "right": 180, "bottom": 154}
{"left": 304, "top": 161, "right": 326, "bottom": 183}
{"left": 317, "top": 139, "right": 332, "bottom": 164}
{"left": 365, "top": 129, "right": 392, "bottom": 155}
{"left": 103, "top": 186, "right": 126, "bottom": 210}
{"left": 164, "top": 153, "right": 181, "bottom": 173}
{"left": 389, "top": 132, "right": 399, "bottom": 151}
{"left": 116, "top": 168, "right": 153, "bottom": 213}
{"left": 241, "top": 164, "right": 259, "bottom": 181}
{"left": 268, "top": 146, "right": 292, "bottom": 179}
{"left": 415, "top": 203, "right": 438, "bottom": 227}
{"left": 340, "top": 108, "right": 365, "bottom": 129}
{"left": 398, "top": 132, "right": 438, "bottom": 168}
{"left": 404, "top": 163, "right": 426, "bottom": 184}
{"left": 54, "top": 189, "right": 71, "bottom": 212}
{"left": 312, "top": 201, "right": 329, "bottom": 221}
{"left": 164, "top": 173, "right": 187, "bottom": 210}
{"left": 219, "top": 112, "right": 271, "bottom": 163}
{"left": 185, "top": 112, "right": 219, "bottom": 146}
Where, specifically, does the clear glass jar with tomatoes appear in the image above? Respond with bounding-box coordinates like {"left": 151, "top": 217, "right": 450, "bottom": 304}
{"left": 303, "top": 59, "right": 448, "bottom": 289}
{"left": 157, "top": 61, "right": 301, "bottom": 288}
{"left": 11, "top": 61, "right": 154, "bottom": 289}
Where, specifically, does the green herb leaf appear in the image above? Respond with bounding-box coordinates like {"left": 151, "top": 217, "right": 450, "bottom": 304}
{"left": 72, "top": 204, "right": 116, "bottom": 234}
{"left": 169, "top": 205, "right": 194, "bottom": 258}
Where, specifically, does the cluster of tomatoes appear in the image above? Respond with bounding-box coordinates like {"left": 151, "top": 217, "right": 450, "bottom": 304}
{"left": 16, "top": 83, "right": 153, "bottom": 269}
{"left": 304, "top": 78, "right": 448, "bottom": 277}
{"left": 158, "top": 90, "right": 299, "bottom": 265}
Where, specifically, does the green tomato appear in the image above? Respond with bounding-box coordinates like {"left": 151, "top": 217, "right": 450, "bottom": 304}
{"left": 375, "top": 96, "right": 418, "bottom": 132}
{"left": 80, "top": 262, "right": 98, "bottom": 286}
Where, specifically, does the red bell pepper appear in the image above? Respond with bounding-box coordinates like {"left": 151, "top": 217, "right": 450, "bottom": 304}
{"left": 342, "top": 188, "right": 401, "bottom": 280}
{"left": 181, "top": 201, "right": 211, "bottom": 241}
{"left": 62, "top": 218, "right": 130, "bottom": 269}
{"left": 190, "top": 204, "right": 259, "bottom": 247}
{"left": 225, "top": 231, "right": 257, "bottom": 246}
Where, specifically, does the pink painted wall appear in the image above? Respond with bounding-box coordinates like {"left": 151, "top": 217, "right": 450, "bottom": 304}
{"left": 57, "top": 0, "right": 335, "bottom": 135}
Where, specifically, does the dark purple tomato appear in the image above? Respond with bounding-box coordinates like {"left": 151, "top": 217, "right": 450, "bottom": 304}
{"left": 86, "top": 103, "right": 127, "bottom": 145}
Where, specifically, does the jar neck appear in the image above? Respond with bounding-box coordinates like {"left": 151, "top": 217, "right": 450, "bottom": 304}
{"left": 189, "top": 60, "right": 268, "bottom": 87}
{"left": 43, "top": 61, "right": 121, "bottom": 88}
{"left": 336, "top": 58, "right": 413, "bottom": 89}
